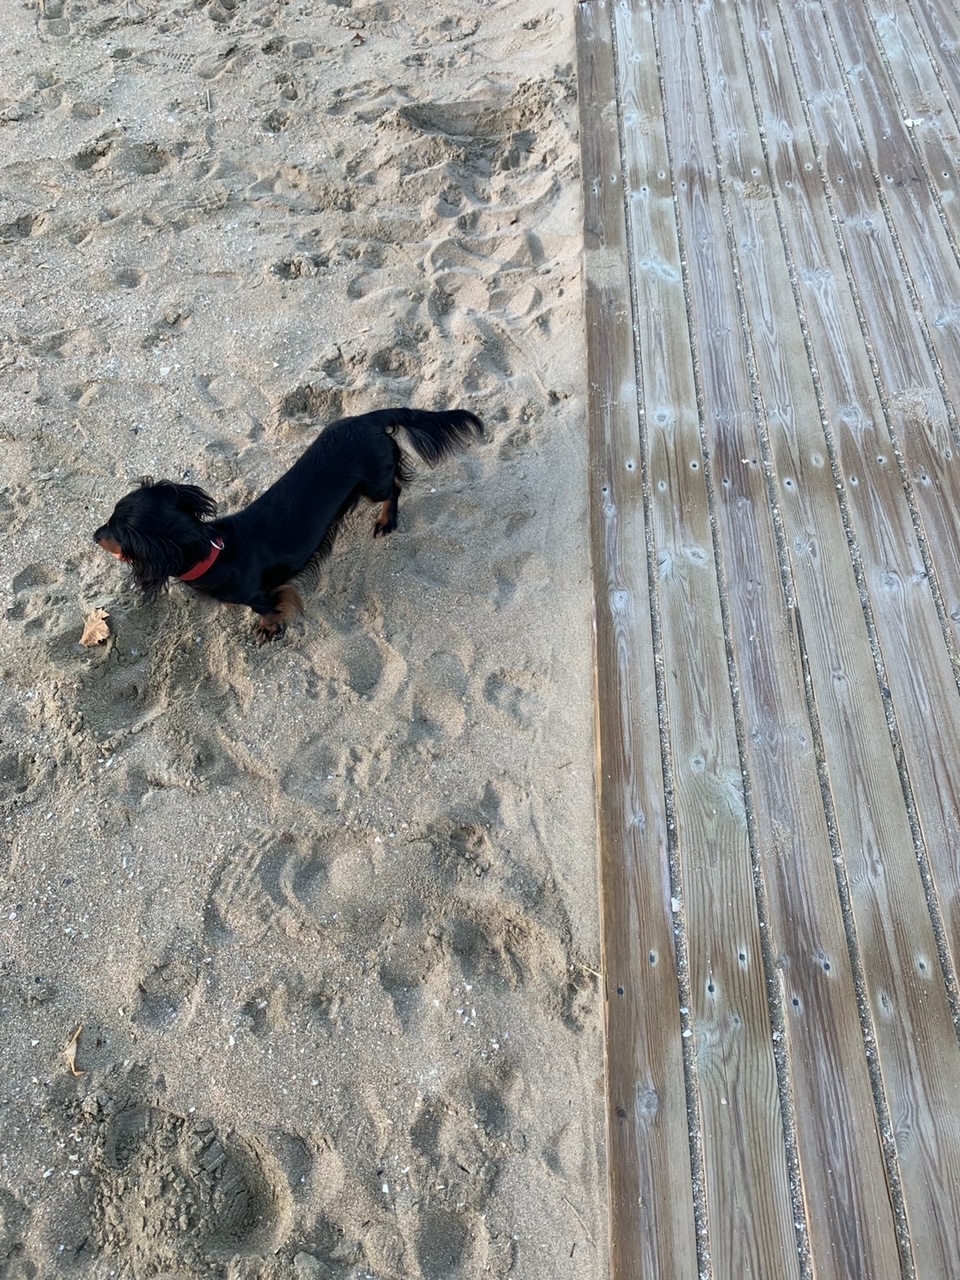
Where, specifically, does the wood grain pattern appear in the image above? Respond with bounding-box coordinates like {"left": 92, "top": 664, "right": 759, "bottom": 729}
{"left": 766, "top": 6, "right": 960, "bottom": 1271}
{"left": 576, "top": 3, "right": 699, "bottom": 1275}
{"left": 614, "top": 4, "right": 800, "bottom": 1276}
{"left": 828, "top": 0, "right": 960, "bottom": 963}
{"left": 580, "top": 0, "right": 960, "bottom": 1274}
{"left": 703, "top": 1, "right": 960, "bottom": 1272}
{"left": 644, "top": 0, "right": 904, "bottom": 1273}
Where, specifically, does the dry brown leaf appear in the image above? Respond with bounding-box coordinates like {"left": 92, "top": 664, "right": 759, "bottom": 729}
{"left": 64, "top": 1023, "right": 85, "bottom": 1076}
{"left": 80, "top": 608, "right": 111, "bottom": 647}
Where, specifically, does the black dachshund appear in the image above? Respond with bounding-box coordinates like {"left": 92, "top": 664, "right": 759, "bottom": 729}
{"left": 94, "top": 406, "right": 483, "bottom": 643}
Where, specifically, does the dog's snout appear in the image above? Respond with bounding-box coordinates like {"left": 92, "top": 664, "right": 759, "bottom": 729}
{"left": 94, "top": 528, "right": 125, "bottom": 560}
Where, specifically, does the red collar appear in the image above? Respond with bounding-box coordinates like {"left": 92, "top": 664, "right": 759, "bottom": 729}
{"left": 179, "top": 537, "right": 224, "bottom": 582}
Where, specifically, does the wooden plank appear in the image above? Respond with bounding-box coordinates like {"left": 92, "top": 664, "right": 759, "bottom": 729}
{"left": 903, "top": 0, "right": 960, "bottom": 134}
{"left": 581, "top": 0, "right": 960, "bottom": 1272}
{"left": 798, "top": 0, "right": 960, "bottom": 670}
{"left": 828, "top": 0, "right": 960, "bottom": 966}
{"left": 838, "top": 0, "right": 960, "bottom": 660}
{"left": 612, "top": 5, "right": 801, "bottom": 1277}
{"left": 616, "top": 1, "right": 905, "bottom": 1273}
{"left": 714, "top": 0, "right": 960, "bottom": 1272}
{"left": 576, "top": 3, "right": 699, "bottom": 1275}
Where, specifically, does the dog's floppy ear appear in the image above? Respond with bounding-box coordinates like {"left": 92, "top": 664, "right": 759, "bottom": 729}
{"left": 142, "top": 479, "right": 217, "bottom": 521}
{"left": 122, "top": 527, "right": 184, "bottom": 601}
{"left": 174, "top": 483, "right": 217, "bottom": 520}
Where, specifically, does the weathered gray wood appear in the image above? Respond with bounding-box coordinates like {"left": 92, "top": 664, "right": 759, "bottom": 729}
{"left": 576, "top": 2, "right": 699, "bottom": 1275}
{"left": 831, "top": 0, "right": 960, "bottom": 967}
{"left": 634, "top": 0, "right": 905, "bottom": 1272}
{"left": 902, "top": 0, "right": 960, "bottom": 132}
{"left": 766, "top": 3, "right": 960, "bottom": 1271}
{"left": 613, "top": 3, "right": 801, "bottom": 1276}
{"left": 579, "top": 0, "right": 960, "bottom": 1273}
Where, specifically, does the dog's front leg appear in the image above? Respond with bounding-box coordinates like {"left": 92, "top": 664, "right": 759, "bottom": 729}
{"left": 250, "top": 584, "right": 303, "bottom": 645}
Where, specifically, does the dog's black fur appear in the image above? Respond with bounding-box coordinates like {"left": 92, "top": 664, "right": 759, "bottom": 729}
{"left": 93, "top": 407, "right": 483, "bottom": 643}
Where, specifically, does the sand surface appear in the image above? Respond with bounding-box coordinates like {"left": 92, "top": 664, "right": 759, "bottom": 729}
{"left": 0, "top": 1, "right": 604, "bottom": 1276}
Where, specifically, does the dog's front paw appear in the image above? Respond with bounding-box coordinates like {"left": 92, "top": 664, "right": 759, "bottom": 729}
{"left": 253, "top": 618, "right": 285, "bottom": 645}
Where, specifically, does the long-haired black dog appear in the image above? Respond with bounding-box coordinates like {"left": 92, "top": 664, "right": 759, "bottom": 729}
{"left": 94, "top": 406, "right": 483, "bottom": 643}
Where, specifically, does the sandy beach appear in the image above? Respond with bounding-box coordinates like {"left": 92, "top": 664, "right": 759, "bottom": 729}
{"left": 0, "top": 1, "right": 603, "bottom": 1276}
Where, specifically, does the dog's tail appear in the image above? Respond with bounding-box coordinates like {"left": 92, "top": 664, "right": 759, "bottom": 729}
{"left": 385, "top": 407, "right": 484, "bottom": 466}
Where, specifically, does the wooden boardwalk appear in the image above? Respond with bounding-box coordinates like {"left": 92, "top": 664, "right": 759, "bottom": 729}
{"left": 577, "top": 1, "right": 960, "bottom": 1276}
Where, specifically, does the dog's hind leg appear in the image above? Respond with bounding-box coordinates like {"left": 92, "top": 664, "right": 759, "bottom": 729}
{"left": 372, "top": 479, "right": 402, "bottom": 538}
{"left": 363, "top": 433, "right": 408, "bottom": 539}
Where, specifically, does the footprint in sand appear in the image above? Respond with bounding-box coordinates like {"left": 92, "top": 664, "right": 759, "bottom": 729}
{"left": 8, "top": 563, "right": 63, "bottom": 614}
{"left": 114, "top": 142, "right": 176, "bottom": 176}
{"left": 73, "top": 136, "right": 116, "bottom": 172}
{"left": 270, "top": 251, "right": 329, "bottom": 281}
{"left": 0, "top": 486, "right": 38, "bottom": 534}
{"left": 36, "top": 0, "right": 71, "bottom": 36}
{"left": 86, "top": 1104, "right": 290, "bottom": 1273}
{"left": 262, "top": 107, "right": 290, "bottom": 134}
{"left": 407, "top": 1064, "right": 518, "bottom": 1276}
{"left": 0, "top": 750, "right": 44, "bottom": 804}
{"left": 5, "top": 564, "right": 88, "bottom": 659}
{"left": 205, "top": 0, "right": 241, "bottom": 25}
{"left": 482, "top": 667, "right": 546, "bottom": 733}
{"left": 364, "top": 814, "right": 589, "bottom": 1029}
{"left": 237, "top": 971, "right": 344, "bottom": 1038}
{"left": 404, "top": 649, "right": 471, "bottom": 747}
{"left": 132, "top": 947, "right": 202, "bottom": 1030}
{"left": 205, "top": 831, "right": 330, "bottom": 942}
{"left": 277, "top": 382, "right": 347, "bottom": 427}
{"left": 0, "top": 212, "right": 49, "bottom": 244}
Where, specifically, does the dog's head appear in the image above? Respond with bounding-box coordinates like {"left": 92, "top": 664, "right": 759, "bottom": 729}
{"left": 94, "top": 479, "right": 217, "bottom": 599}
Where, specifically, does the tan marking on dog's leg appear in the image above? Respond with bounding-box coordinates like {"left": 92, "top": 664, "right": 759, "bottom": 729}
{"left": 373, "top": 488, "right": 400, "bottom": 538}
{"left": 253, "top": 584, "right": 303, "bottom": 645}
